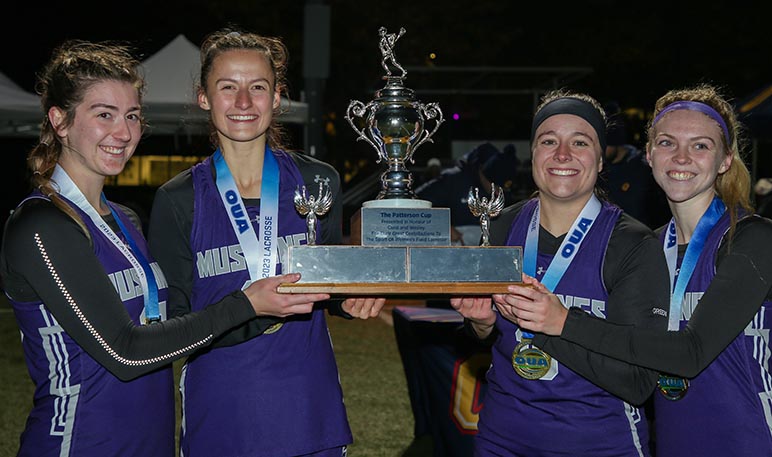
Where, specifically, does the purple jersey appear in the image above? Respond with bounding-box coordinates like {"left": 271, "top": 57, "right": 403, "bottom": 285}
{"left": 477, "top": 198, "right": 650, "bottom": 456}
{"left": 655, "top": 210, "right": 772, "bottom": 455}
{"left": 10, "top": 196, "right": 173, "bottom": 457}
{"left": 179, "top": 150, "right": 351, "bottom": 457}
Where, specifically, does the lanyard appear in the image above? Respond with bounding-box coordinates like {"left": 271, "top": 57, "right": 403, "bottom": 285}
{"left": 664, "top": 196, "right": 725, "bottom": 330}
{"left": 51, "top": 165, "right": 160, "bottom": 322}
{"left": 522, "top": 194, "right": 602, "bottom": 338}
{"left": 213, "top": 147, "right": 280, "bottom": 283}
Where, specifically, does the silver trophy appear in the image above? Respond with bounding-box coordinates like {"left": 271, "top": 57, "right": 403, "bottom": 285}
{"left": 294, "top": 182, "right": 333, "bottom": 246}
{"left": 467, "top": 184, "right": 504, "bottom": 246}
{"left": 278, "top": 27, "right": 522, "bottom": 297}
{"left": 345, "top": 26, "right": 444, "bottom": 204}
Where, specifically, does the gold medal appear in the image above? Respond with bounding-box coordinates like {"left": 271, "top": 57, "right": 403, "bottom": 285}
{"left": 264, "top": 321, "right": 283, "bottom": 334}
{"left": 512, "top": 340, "right": 552, "bottom": 380}
{"left": 657, "top": 374, "right": 689, "bottom": 400}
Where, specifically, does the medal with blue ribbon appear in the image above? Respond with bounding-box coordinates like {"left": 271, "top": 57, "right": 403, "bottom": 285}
{"left": 658, "top": 196, "right": 725, "bottom": 400}
{"left": 512, "top": 195, "right": 602, "bottom": 379}
{"left": 108, "top": 200, "right": 161, "bottom": 322}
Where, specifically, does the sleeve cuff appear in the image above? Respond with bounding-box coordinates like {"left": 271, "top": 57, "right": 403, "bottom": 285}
{"left": 327, "top": 298, "right": 354, "bottom": 320}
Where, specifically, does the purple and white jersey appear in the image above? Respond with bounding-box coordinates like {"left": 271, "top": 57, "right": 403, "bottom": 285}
{"left": 180, "top": 150, "right": 351, "bottom": 457}
{"left": 10, "top": 195, "right": 172, "bottom": 457}
{"left": 655, "top": 210, "right": 772, "bottom": 455}
{"left": 477, "top": 198, "right": 650, "bottom": 456}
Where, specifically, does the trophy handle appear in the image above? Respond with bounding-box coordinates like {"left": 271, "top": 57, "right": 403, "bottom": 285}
{"left": 346, "top": 100, "right": 386, "bottom": 163}
{"left": 411, "top": 102, "right": 445, "bottom": 156}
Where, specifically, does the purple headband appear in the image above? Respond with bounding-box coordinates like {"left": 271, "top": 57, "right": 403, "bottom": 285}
{"left": 651, "top": 101, "right": 731, "bottom": 144}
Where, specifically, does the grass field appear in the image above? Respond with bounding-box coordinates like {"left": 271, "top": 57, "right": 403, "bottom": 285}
{"left": 0, "top": 304, "right": 431, "bottom": 457}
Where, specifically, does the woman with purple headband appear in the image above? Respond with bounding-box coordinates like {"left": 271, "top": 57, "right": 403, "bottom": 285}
{"left": 507, "top": 84, "right": 772, "bottom": 455}
{"left": 451, "top": 89, "right": 670, "bottom": 456}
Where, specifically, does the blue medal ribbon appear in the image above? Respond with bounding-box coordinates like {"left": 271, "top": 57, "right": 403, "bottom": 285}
{"left": 522, "top": 195, "right": 602, "bottom": 339}
{"left": 658, "top": 196, "right": 723, "bottom": 399}
{"left": 213, "top": 147, "right": 280, "bottom": 285}
{"left": 664, "top": 196, "right": 726, "bottom": 330}
{"left": 51, "top": 165, "right": 161, "bottom": 323}
{"left": 107, "top": 198, "right": 160, "bottom": 321}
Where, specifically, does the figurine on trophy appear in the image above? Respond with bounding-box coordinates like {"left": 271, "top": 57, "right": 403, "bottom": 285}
{"left": 294, "top": 182, "right": 332, "bottom": 246}
{"left": 379, "top": 26, "right": 406, "bottom": 79}
{"left": 467, "top": 184, "right": 505, "bottom": 246}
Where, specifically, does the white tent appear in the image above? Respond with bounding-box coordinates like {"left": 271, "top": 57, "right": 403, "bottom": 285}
{"left": 141, "top": 34, "right": 308, "bottom": 135}
{"left": 0, "top": 72, "right": 42, "bottom": 137}
{"left": 0, "top": 35, "right": 309, "bottom": 138}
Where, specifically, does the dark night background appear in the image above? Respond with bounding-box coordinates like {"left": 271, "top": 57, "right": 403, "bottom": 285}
{"left": 2, "top": 0, "right": 772, "bottom": 225}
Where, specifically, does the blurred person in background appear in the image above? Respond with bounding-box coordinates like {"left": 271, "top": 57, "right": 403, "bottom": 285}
{"left": 416, "top": 142, "right": 519, "bottom": 246}
{"left": 601, "top": 101, "right": 669, "bottom": 229}
{"left": 413, "top": 156, "right": 443, "bottom": 189}
{"left": 754, "top": 177, "right": 772, "bottom": 218}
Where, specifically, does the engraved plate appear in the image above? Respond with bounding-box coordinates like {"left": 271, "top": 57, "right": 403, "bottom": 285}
{"left": 360, "top": 207, "right": 450, "bottom": 246}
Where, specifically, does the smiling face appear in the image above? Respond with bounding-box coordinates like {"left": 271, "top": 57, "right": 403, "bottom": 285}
{"left": 647, "top": 109, "right": 732, "bottom": 208}
{"left": 52, "top": 80, "right": 141, "bottom": 180}
{"left": 531, "top": 113, "right": 603, "bottom": 205}
{"left": 198, "top": 49, "right": 281, "bottom": 148}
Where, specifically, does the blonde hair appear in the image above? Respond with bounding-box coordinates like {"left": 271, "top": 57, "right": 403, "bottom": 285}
{"left": 647, "top": 83, "right": 753, "bottom": 238}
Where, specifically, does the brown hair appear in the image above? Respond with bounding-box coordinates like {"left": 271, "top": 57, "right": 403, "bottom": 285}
{"left": 198, "top": 28, "right": 290, "bottom": 151}
{"left": 29, "top": 40, "right": 144, "bottom": 232}
{"left": 535, "top": 89, "right": 607, "bottom": 122}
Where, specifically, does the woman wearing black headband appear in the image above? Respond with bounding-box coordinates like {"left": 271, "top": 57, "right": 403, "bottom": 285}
{"left": 507, "top": 84, "right": 772, "bottom": 455}
{"left": 451, "top": 89, "right": 669, "bottom": 456}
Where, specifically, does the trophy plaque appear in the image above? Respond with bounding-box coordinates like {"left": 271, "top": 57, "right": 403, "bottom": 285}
{"left": 278, "top": 27, "right": 522, "bottom": 295}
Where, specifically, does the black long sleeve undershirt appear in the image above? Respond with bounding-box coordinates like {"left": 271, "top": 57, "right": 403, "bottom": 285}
{"left": 0, "top": 199, "right": 257, "bottom": 382}
{"left": 560, "top": 215, "right": 772, "bottom": 378}
{"left": 465, "top": 200, "right": 670, "bottom": 405}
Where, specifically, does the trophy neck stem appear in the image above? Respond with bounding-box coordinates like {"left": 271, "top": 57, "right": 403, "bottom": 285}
{"left": 375, "top": 85, "right": 414, "bottom": 102}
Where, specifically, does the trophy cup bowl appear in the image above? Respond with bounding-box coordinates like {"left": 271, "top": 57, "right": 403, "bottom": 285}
{"left": 347, "top": 89, "right": 443, "bottom": 206}
{"left": 345, "top": 27, "right": 443, "bottom": 208}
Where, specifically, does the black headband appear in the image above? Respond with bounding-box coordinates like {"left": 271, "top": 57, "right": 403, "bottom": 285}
{"left": 531, "top": 98, "right": 607, "bottom": 152}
